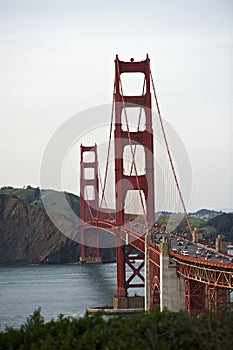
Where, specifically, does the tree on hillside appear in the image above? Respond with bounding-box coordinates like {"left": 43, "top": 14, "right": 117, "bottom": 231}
{"left": 207, "top": 213, "right": 233, "bottom": 242}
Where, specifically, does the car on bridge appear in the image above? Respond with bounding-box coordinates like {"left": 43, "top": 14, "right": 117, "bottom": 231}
{"left": 181, "top": 250, "right": 189, "bottom": 256}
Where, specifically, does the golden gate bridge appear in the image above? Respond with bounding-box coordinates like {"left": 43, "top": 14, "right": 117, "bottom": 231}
{"left": 79, "top": 55, "right": 233, "bottom": 313}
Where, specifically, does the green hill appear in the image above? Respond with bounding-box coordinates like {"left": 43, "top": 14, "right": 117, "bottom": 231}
{"left": 157, "top": 215, "right": 206, "bottom": 234}
{"left": 156, "top": 213, "right": 233, "bottom": 242}
{"left": 0, "top": 186, "right": 41, "bottom": 206}
{"left": 0, "top": 186, "right": 80, "bottom": 222}
{"left": 0, "top": 186, "right": 116, "bottom": 264}
{"left": 206, "top": 213, "right": 233, "bottom": 242}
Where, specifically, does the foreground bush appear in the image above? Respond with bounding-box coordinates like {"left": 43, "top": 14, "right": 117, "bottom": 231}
{"left": 0, "top": 308, "right": 233, "bottom": 349}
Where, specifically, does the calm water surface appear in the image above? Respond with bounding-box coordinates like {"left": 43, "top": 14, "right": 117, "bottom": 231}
{"left": 0, "top": 263, "right": 117, "bottom": 331}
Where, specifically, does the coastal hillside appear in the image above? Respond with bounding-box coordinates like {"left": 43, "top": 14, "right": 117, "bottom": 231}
{"left": 0, "top": 189, "right": 115, "bottom": 264}
{"left": 0, "top": 186, "right": 80, "bottom": 221}
{"left": 207, "top": 213, "right": 233, "bottom": 242}
{"left": 157, "top": 212, "right": 233, "bottom": 243}
{"left": 0, "top": 194, "right": 81, "bottom": 264}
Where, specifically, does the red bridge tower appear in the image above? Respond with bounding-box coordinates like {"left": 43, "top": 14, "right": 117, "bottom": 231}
{"left": 79, "top": 144, "right": 101, "bottom": 263}
{"left": 114, "top": 55, "right": 155, "bottom": 306}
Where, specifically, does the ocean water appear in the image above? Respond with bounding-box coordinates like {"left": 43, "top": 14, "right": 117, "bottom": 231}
{"left": 0, "top": 263, "right": 117, "bottom": 331}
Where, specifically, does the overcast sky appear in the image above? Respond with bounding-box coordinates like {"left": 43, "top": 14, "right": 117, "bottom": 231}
{"left": 0, "top": 0, "right": 232, "bottom": 212}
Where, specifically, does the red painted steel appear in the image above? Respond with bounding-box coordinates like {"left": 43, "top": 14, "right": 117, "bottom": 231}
{"left": 170, "top": 251, "right": 233, "bottom": 312}
{"left": 114, "top": 55, "right": 155, "bottom": 298}
{"left": 86, "top": 218, "right": 233, "bottom": 312}
{"left": 83, "top": 215, "right": 233, "bottom": 311}
{"left": 114, "top": 55, "right": 155, "bottom": 227}
{"left": 80, "top": 144, "right": 100, "bottom": 260}
{"left": 79, "top": 56, "right": 233, "bottom": 313}
{"left": 185, "top": 279, "right": 206, "bottom": 313}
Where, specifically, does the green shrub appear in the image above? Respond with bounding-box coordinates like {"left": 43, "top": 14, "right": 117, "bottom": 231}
{"left": 0, "top": 309, "right": 233, "bottom": 349}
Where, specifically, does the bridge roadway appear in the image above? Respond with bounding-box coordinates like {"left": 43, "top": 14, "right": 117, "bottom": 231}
{"left": 85, "top": 218, "right": 233, "bottom": 265}
{"left": 155, "top": 233, "right": 232, "bottom": 264}
{"left": 85, "top": 218, "right": 233, "bottom": 311}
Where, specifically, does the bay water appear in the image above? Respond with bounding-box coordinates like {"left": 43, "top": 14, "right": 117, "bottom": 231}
{"left": 0, "top": 263, "right": 117, "bottom": 331}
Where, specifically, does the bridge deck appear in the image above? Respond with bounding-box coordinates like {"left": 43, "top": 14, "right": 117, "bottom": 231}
{"left": 84, "top": 218, "right": 233, "bottom": 289}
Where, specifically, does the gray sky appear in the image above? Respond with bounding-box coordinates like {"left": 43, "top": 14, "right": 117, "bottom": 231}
{"left": 0, "top": 0, "right": 232, "bottom": 211}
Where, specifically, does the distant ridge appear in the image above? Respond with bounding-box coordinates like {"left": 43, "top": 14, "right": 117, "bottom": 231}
{"left": 189, "top": 209, "right": 224, "bottom": 221}
{"left": 155, "top": 209, "right": 225, "bottom": 221}
{"left": 216, "top": 208, "right": 233, "bottom": 213}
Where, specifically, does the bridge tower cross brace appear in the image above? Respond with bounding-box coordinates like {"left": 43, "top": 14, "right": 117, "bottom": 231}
{"left": 80, "top": 144, "right": 101, "bottom": 263}
{"left": 114, "top": 55, "right": 155, "bottom": 298}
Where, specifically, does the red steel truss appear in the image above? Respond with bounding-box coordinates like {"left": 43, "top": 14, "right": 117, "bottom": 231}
{"left": 124, "top": 246, "right": 144, "bottom": 289}
{"left": 185, "top": 279, "right": 206, "bottom": 313}
{"left": 172, "top": 253, "right": 233, "bottom": 312}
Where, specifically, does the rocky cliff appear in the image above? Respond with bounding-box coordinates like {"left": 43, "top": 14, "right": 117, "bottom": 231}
{"left": 0, "top": 194, "right": 115, "bottom": 264}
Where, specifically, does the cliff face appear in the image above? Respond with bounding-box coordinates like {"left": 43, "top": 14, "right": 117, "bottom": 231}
{"left": 0, "top": 194, "right": 82, "bottom": 264}
{"left": 0, "top": 194, "right": 116, "bottom": 264}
